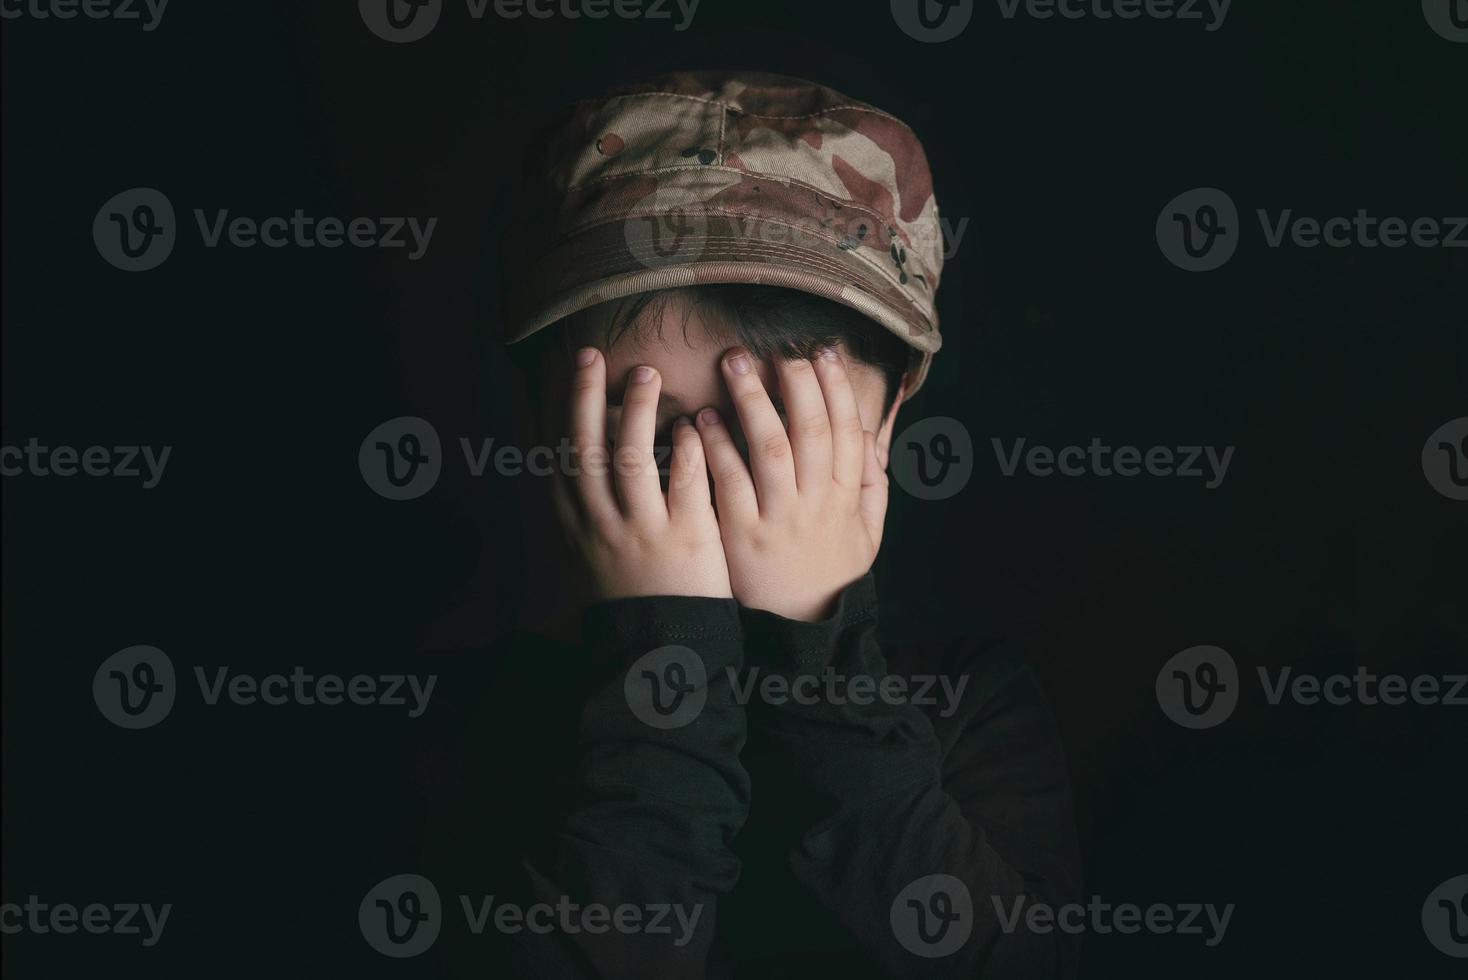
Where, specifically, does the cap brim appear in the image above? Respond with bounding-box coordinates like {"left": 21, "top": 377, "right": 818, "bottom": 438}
{"left": 502, "top": 213, "right": 941, "bottom": 398}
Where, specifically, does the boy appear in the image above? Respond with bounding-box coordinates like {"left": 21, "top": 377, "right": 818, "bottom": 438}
{"left": 429, "top": 71, "right": 1080, "bottom": 978}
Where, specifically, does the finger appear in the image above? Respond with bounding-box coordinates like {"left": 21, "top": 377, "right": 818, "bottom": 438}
{"left": 812, "top": 347, "right": 865, "bottom": 490}
{"left": 859, "top": 429, "right": 889, "bottom": 552}
{"left": 694, "top": 406, "right": 758, "bottom": 526}
{"left": 567, "top": 346, "right": 617, "bottom": 524}
{"left": 773, "top": 354, "right": 832, "bottom": 492}
{"left": 666, "top": 416, "right": 712, "bottom": 516}
{"left": 613, "top": 364, "right": 666, "bottom": 521}
{"left": 721, "top": 347, "right": 796, "bottom": 509}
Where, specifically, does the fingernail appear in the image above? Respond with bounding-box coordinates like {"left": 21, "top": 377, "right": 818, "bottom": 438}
{"left": 697, "top": 408, "right": 720, "bottom": 426}
{"left": 576, "top": 347, "right": 597, "bottom": 367}
{"left": 674, "top": 416, "right": 692, "bottom": 429}
{"left": 726, "top": 352, "right": 751, "bottom": 375}
{"left": 817, "top": 346, "right": 839, "bottom": 361}
{"left": 632, "top": 365, "right": 656, "bottom": 384}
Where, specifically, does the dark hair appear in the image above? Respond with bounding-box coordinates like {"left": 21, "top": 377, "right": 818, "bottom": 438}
{"left": 514, "top": 284, "right": 916, "bottom": 416}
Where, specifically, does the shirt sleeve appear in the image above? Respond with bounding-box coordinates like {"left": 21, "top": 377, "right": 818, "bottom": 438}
{"left": 737, "top": 573, "right": 1083, "bottom": 979}
{"left": 509, "top": 593, "right": 751, "bottom": 979}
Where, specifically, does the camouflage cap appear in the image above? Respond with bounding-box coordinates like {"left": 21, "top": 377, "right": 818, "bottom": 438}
{"left": 501, "top": 71, "right": 945, "bottom": 398}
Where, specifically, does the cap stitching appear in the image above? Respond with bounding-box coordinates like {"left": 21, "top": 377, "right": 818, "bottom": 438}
{"left": 565, "top": 233, "right": 930, "bottom": 299}
{"left": 717, "top": 100, "right": 727, "bottom": 162}
{"left": 531, "top": 228, "right": 935, "bottom": 322}
{"left": 548, "top": 202, "right": 938, "bottom": 290}
{"left": 568, "top": 238, "right": 878, "bottom": 283}
{"left": 534, "top": 220, "right": 935, "bottom": 311}
{"left": 551, "top": 228, "right": 929, "bottom": 303}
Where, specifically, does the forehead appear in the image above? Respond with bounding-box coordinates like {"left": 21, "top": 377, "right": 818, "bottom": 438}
{"left": 594, "top": 304, "right": 760, "bottom": 406}
{"left": 570, "top": 296, "right": 721, "bottom": 355}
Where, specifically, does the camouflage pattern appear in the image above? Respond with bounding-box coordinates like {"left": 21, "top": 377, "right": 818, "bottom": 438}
{"left": 502, "top": 71, "right": 945, "bottom": 397}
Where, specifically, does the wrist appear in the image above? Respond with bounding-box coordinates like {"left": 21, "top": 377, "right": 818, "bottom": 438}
{"left": 743, "top": 589, "right": 838, "bottom": 623}
{"left": 582, "top": 591, "right": 743, "bottom": 648}
{"left": 739, "top": 572, "right": 875, "bottom": 624}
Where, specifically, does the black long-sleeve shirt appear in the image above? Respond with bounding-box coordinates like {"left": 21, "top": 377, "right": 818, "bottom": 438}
{"left": 420, "top": 573, "right": 1082, "bottom": 978}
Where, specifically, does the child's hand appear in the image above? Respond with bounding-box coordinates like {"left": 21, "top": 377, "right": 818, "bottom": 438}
{"left": 694, "top": 347, "right": 888, "bottom": 622}
{"left": 551, "top": 348, "right": 734, "bottom": 602}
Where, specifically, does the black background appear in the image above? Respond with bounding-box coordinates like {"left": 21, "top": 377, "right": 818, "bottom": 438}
{"left": 3, "top": 0, "right": 1465, "bottom": 976}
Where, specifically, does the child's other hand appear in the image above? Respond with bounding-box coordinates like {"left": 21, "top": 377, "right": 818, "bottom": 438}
{"left": 695, "top": 347, "right": 887, "bottom": 622}
{"left": 551, "top": 347, "right": 734, "bottom": 603}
